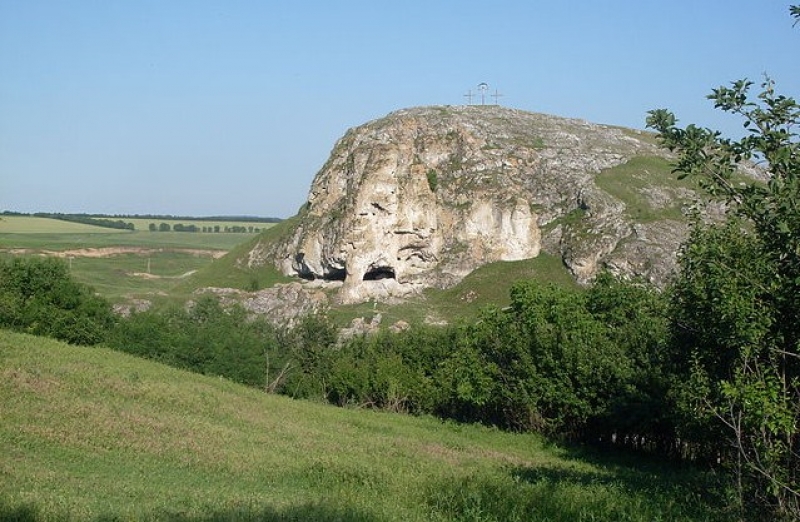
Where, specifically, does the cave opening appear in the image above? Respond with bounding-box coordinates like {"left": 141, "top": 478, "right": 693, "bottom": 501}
{"left": 325, "top": 268, "right": 347, "bottom": 281}
{"left": 363, "top": 266, "right": 396, "bottom": 281}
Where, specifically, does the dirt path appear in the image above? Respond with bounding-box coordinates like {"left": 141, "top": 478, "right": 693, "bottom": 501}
{"left": 0, "top": 247, "right": 227, "bottom": 259}
{"left": 129, "top": 269, "right": 198, "bottom": 280}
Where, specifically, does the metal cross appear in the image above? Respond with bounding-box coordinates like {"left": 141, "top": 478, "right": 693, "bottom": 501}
{"left": 463, "top": 90, "right": 474, "bottom": 105}
{"left": 491, "top": 89, "right": 504, "bottom": 105}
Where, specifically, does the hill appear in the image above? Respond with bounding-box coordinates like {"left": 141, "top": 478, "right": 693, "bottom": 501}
{"left": 179, "top": 105, "right": 714, "bottom": 325}
{"left": 249, "top": 106, "right": 696, "bottom": 304}
{"left": 0, "top": 330, "right": 727, "bottom": 521}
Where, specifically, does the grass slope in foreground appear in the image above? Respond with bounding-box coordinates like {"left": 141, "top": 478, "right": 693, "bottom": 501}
{"left": 1, "top": 331, "right": 730, "bottom": 522}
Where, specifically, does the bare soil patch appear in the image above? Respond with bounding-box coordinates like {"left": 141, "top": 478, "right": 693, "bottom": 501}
{"left": 130, "top": 270, "right": 198, "bottom": 280}
{"left": 0, "top": 246, "right": 226, "bottom": 259}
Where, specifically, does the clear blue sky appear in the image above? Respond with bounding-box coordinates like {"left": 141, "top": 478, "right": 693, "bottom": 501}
{"left": 1, "top": 1, "right": 797, "bottom": 218}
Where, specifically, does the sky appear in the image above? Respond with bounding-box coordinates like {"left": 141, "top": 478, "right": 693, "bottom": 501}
{"left": 1, "top": 1, "right": 798, "bottom": 218}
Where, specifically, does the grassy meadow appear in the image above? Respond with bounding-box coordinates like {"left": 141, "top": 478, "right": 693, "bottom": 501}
{"left": 65, "top": 253, "right": 215, "bottom": 302}
{"left": 1, "top": 330, "right": 731, "bottom": 522}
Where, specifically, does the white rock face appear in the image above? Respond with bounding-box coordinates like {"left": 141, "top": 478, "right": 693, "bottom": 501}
{"left": 252, "top": 105, "right": 696, "bottom": 303}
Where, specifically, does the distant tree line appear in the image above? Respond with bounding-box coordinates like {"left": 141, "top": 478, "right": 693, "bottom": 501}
{"left": 122, "top": 213, "right": 282, "bottom": 223}
{"left": 147, "top": 223, "right": 263, "bottom": 233}
{"left": 32, "top": 213, "right": 135, "bottom": 230}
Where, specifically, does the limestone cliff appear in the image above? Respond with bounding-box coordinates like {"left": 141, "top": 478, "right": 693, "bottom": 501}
{"left": 248, "top": 105, "right": 701, "bottom": 304}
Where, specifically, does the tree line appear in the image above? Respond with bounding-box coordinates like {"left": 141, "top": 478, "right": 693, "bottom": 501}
{"left": 147, "top": 223, "right": 263, "bottom": 233}
{"left": 33, "top": 213, "right": 134, "bottom": 230}
{"left": 132, "top": 214, "right": 282, "bottom": 223}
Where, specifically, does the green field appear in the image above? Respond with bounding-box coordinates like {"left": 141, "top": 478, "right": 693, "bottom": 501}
{"left": 66, "top": 253, "right": 218, "bottom": 302}
{"left": 0, "top": 216, "right": 276, "bottom": 304}
{"left": 0, "top": 231, "right": 254, "bottom": 251}
{"left": 0, "top": 216, "right": 123, "bottom": 234}
{"left": 0, "top": 330, "right": 730, "bottom": 522}
{"left": 0, "top": 216, "right": 272, "bottom": 250}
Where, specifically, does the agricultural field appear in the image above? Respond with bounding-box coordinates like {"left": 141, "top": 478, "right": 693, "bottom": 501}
{"left": 0, "top": 215, "right": 274, "bottom": 303}
{"left": 0, "top": 216, "right": 123, "bottom": 234}
{"left": 0, "top": 330, "right": 731, "bottom": 522}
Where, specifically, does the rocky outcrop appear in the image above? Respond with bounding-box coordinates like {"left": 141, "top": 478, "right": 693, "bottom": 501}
{"left": 247, "top": 105, "right": 708, "bottom": 303}
{"left": 196, "top": 283, "right": 328, "bottom": 327}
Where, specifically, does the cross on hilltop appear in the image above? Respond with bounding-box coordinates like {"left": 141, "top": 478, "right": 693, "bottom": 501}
{"left": 463, "top": 83, "right": 504, "bottom": 106}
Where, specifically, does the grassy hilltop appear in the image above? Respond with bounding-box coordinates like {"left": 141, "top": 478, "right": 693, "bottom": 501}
{"left": 1, "top": 330, "right": 728, "bottom": 522}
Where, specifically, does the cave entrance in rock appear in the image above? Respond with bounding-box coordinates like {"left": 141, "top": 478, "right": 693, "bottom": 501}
{"left": 363, "top": 266, "right": 396, "bottom": 281}
{"left": 325, "top": 268, "right": 347, "bottom": 281}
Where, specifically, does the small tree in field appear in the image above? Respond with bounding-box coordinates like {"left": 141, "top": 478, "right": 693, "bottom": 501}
{"left": 646, "top": 7, "right": 800, "bottom": 518}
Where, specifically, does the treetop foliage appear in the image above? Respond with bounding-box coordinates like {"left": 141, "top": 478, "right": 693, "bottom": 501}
{"left": 645, "top": 7, "right": 800, "bottom": 517}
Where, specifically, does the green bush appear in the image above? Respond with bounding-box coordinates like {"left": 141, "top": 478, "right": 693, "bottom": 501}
{"left": 313, "top": 275, "right": 669, "bottom": 447}
{"left": 108, "top": 295, "right": 285, "bottom": 388}
{"left": 0, "top": 257, "right": 115, "bottom": 345}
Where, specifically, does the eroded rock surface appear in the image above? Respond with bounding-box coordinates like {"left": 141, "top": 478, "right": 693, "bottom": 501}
{"left": 196, "top": 283, "right": 328, "bottom": 327}
{"left": 248, "top": 105, "right": 709, "bottom": 303}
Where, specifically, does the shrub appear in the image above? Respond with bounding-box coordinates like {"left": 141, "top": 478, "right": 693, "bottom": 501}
{"left": 108, "top": 295, "right": 285, "bottom": 388}
{"left": 0, "top": 257, "right": 115, "bottom": 344}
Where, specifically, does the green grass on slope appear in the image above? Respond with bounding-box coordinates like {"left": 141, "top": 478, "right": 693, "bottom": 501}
{"left": 427, "top": 253, "right": 578, "bottom": 318}
{"left": 176, "top": 219, "right": 297, "bottom": 296}
{"left": 0, "top": 330, "right": 731, "bottom": 521}
{"left": 594, "top": 156, "right": 697, "bottom": 223}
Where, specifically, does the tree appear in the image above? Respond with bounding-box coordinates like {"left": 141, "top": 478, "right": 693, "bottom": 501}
{"left": 646, "top": 7, "right": 800, "bottom": 517}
